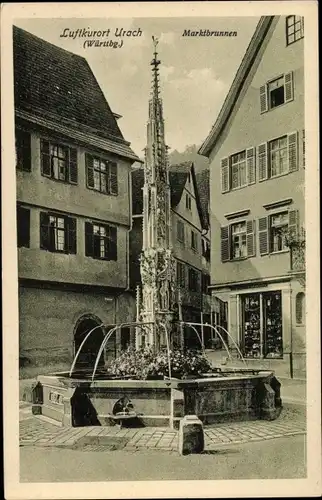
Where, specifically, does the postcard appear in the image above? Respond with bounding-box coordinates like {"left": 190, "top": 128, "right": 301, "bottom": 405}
{"left": 1, "top": 1, "right": 320, "bottom": 498}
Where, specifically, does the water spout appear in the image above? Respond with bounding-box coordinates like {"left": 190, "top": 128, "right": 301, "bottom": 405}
{"left": 69, "top": 324, "right": 104, "bottom": 378}
{"left": 212, "top": 324, "right": 247, "bottom": 367}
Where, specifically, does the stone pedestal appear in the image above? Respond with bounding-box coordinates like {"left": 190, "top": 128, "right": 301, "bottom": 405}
{"left": 178, "top": 415, "right": 204, "bottom": 455}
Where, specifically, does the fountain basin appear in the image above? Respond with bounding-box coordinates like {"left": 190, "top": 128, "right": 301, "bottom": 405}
{"left": 31, "top": 369, "right": 282, "bottom": 429}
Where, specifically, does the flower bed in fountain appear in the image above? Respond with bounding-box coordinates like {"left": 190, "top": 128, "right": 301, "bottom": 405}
{"left": 31, "top": 347, "right": 282, "bottom": 429}
{"left": 105, "top": 347, "right": 213, "bottom": 380}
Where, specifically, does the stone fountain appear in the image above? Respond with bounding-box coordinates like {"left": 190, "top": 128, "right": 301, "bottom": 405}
{"left": 31, "top": 38, "right": 282, "bottom": 429}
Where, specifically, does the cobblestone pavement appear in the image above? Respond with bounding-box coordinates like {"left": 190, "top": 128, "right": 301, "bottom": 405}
{"left": 19, "top": 402, "right": 306, "bottom": 452}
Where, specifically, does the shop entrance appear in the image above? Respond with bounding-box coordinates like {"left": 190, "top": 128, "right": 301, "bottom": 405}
{"left": 241, "top": 291, "right": 283, "bottom": 359}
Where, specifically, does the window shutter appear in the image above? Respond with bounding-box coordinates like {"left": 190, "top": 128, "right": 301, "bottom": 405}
{"left": 258, "top": 143, "right": 268, "bottom": 181}
{"left": 288, "top": 131, "right": 298, "bottom": 172}
{"left": 17, "top": 206, "right": 30, "bottom": 248}
{"left": 39, "top": 211, "right": 50, "bottom": 250}
{"left": 109, "top": 162, "right": 118, "bottom": 195}
{"left": 284, "top": 71, "right": 294, "bottom": 103}
{"left": 85, "top": 221, "right": 93, "bottom": 256}
{"left": 16, "top": 131, "right": 31, "bottom": 172}
{"left": 109, "top": 226, "right": 117, "bottom": 261}
{"left": 260, "top": 84, "right": 268, "bottom": 113}
{"left": 69, "top": 148, "right": 78, "bottom": 184}
{"left": 288, "top": 209, "right": 299, "bottom": 240}
{"left": 246, "top": 147, "right": 256, "bottom": 185}
{"left": 221, "top": 157, "right": 229, "bottom": 193}
{"left": 181, "top": 264, "right": 186, "bottom": 288}
{"left": 40, "top": 140, "right": 51, "bottom": 177}
{"left": 258, "top": 216, "right": 269, "bottom": 255}
{"left": 67, "top": 217, "right": 77, "bottom": 254}
{"left": 86, "top": 154, "right": 94, "bottom": 188}
{"left": 221, "top": 226, "right": 230, "bottom": 262}
{"left": 246, "top": 220, "right": 256, "bottom": 257}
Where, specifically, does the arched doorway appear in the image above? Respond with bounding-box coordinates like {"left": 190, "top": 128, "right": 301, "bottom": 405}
{"left": 73, "top": 315, "right": 105, "bottom": 371}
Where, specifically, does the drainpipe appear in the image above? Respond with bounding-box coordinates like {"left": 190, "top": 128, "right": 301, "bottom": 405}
{"left": 289, "top": 283, "right": 294, "bottom": 379}
{"left": 125, "top": 167, "right": 134, "bottom": 292}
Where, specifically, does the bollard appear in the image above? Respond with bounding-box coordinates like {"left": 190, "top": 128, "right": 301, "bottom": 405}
{"left": 178, "top": 415, "right": 204, "bottom": 455}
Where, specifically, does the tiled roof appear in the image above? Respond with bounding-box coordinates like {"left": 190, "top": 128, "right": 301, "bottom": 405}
{"left": 196, "top": 169, "right": 210, "bottom": 228}
{"left": 199, "top": 16, "right": 274, "bottom": 156}
{"left": 13, "top": 26, "right": 132, "bottom": 146}
{"left": 131, "top": 162, "right": 209, "bottom": 229}
{"left": 16, "top": 109, "right": 141, "bottom": 162}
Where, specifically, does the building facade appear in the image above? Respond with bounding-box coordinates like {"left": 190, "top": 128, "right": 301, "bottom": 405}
{"left": 130, "top": 162, "right": 211, "bottom": 348}
{"left": 14, "top": 27, "right": 140, "bottom": 375}
{"left": 199, "top": 16, "right": 305, "bottom": 377}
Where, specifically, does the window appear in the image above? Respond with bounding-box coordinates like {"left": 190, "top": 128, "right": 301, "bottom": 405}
{"left": 296, "top": 292, "right": 305, "bottom": 324}
{"left": 202, "top": 273, "right": 211, "bottom": 295}
{"left": 202, "top": 238, "right": 210, "bottom": 262}
{"left": 268, "top": 76, "right": 285, "bottom": 109}
{"left": 260, "top": 72, "right": 293, "bottom": 113}
{"left": 286, "top": 16, "right": 304, "bottom": 45}
{"left": 221, "top": 220, "right": 255, "bottom": 262}
{"left": 258, "top": 132, "right": 299, "bottom": 181}
{"left": 85, "top": 222, "right": 117, "bottom": 261}
{"left": 231, "top": 222, "right": 247, "bottom": 259}
{"left": 176, "top": 262, "right": 186, "bottom": 288}
{"left": 221, "top": 147, "right": 255, "bottom": 193}
{"left": 270, "top": 212, "right": 288, "bottom": 252}
{"left": 41, "top": 139, "right": 78, "bottom": 184}
{"left": 186, "top": 194, "right": 192, "bottom": 210}
{"left": 177, "top": 220, "right": 185, "bottom": 244}
{"left": 188, "top": 268, "right": 199, "bottom": 292}
{"left": 15, "top": 130, "right": 31, "bottom": 172}
{"left": 191, "top": 230, "right": 198, "bottom": 252}
{"left": 231, "top": 151, "right": 247, "bottom": 189}
{"left": 242, "top": 291, "right": 283, "bottom": 359}
{"left": 17, "top": 206, "right": 30, "bottom": 248}
{"left": 258, "top": 209, "right": 299, "bottom": 255}
{"left": 269, "top": 136, "right": 288, "bottom": 177}
{"left": 86, "top": 154, "right": 118, "bottom": 195}
{"left": 40, "top": 212, "right": 76, "bottom": 254}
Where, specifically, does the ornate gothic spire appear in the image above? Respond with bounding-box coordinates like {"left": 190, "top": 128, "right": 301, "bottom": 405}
{"left": 136, "top": 37, "right": 176, "bottom": 350}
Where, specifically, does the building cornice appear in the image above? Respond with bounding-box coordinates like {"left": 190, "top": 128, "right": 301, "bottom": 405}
{"left": 263, "top": 198, "right": 293, "bottom": 210}
{"left": 15, "top": 108, "right": 142, "bottom": 163}
{"left": 210, "top": 273, "right": 292, "bottom": 290}
{"left": 225, "top": 209, "right": 250, "bottom": 220}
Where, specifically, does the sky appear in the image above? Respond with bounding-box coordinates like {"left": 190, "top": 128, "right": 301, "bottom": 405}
{"left": 14, "top": 17, "right": 259, "bottom": 157}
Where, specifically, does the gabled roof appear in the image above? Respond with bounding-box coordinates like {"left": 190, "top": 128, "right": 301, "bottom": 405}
{"left": 131, "top": 162, "right": 209, "bottom": 230}
{"left": 199, "top": 16, "right": 274, "bottom": 157}
{"left": 13, "top": 26, "right": 140, "bottom": 162}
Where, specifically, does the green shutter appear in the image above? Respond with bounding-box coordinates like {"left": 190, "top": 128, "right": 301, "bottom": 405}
{"left": 246, "top": 147, "right": 256, "bottom": 185}
{"left": 39, "top": 211, "right": 50, "bottom": 249}
{"left": 258, "top": 143, "right": 268, "bottom": 181}
{"left": 17, "top": 206, "right": 30, "bottom": 248}
{"left": 288, "top": 209, "right": 299, "bottom": 239}
{"left": 221, "top": 157, "right": 229, "bottom": 193}
{"left": 246, "top": 220, "right": 256, "bottom": 257}
{"left": 109, "top": 226, "right": 117, "bottom": 261}
{"left": 67, "top": 217, "right": 77, "bottom": 254}
{"left": 221, "top": 226, "right": 230, "bottom": 262}
{"left": 258, "top": 217, "right": 269, "bottom": 255}
{"left": 40, "top": 140, "right": 51, "bottom": 177}
{"left": 86, "top": 154, "right": 94, "bottom": 188}
{"left": 69, "top": 148, "right": 78, "bottom": 184}
{"left": 284, "top": 71, "right": 294, "bottom": 103}
{"left": 85, "top": 221, "right": 93, "bottom": 256}
{"left": 109, "top": 162, "right": 118, "bottom": 195}
{"left": 260, "top": 84, "right": 268, "bottom": 113}
{"left": 288, "top": 131, "right": 298, "bottom": 172}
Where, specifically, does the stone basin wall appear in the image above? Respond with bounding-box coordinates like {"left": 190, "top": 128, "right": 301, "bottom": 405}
{"left": 31, "top": 371, "right": 282, "bottom": 429}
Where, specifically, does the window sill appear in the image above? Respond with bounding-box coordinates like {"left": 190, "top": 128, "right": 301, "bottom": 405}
{"left": 41, "top": 174, "right": 77, "bottom": 186}
{"left": 230, "top": 257, "right": 248, "bottom": 262}
{"left": 269, "top": 249, "right": 289, "bottom": 255}
{"left": 259, "top": 171, "right": 291, "bottom": 183}
{"left": 40, "top": 248, "right": 72, "bottom": 255}
{"left": 87, "top": 186, "right": 118, "bottom": 196}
